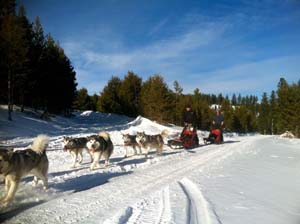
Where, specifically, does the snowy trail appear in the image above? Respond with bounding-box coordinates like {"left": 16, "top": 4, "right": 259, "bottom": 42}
{"left": 2, "top": 136, "right": 253, "bottom": 224}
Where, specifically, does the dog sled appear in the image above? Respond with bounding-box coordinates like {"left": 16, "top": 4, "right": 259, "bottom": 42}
{"left": 203, "top": 129, "right": 222, "bottom": 144}
{"left": 168, "top": 125, "right": 199, "bottom": 149}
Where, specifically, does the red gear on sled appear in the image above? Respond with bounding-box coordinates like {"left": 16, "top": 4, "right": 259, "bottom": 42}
{"left": 210, "top": 129, "right": 222, "bottom": 143}
{"left": 204, "top": 128, "right": 222, "bottom": 144}
{"left": 180, "top": 126, "right": 198, "bottom": 149}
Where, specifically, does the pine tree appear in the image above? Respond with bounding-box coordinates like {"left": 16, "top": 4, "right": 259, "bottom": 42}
{"left": 98, "top": 76, "right": 122, "bottom": 114}
{"left": 258, "top": 92, "right": 271, "bottom": 134}
{"left": 29, "top": 16, "right": 45, "bottom": 110}
{"left": 118, "top": 71, "right": 142, "bottom": 117}
{"left": 89, "top": 94, "right": 98, "bottom": 111}
{"left": 275, "top": 78, "right": 300, "bottom": 136}
{"left": 217, "top": 93, "right": 223, "bottom": 105}
{"left": 0, "top": 0, "right": 28, "bottom": 120}
{"left": 276, "top": 78, "right": 289, "bottom": 133}
{"left": 173, "top": 80, "right": 183, "bottom": 125}
{"left": 269, "top": 90, "right": 277, "bottom": 134}
{"left": 231, "top": 94, "right": 237, "bottom": 106}
{"left": 232, "top": 106, "right": 248, "bottom": 133}
{"left": 14, "top": 4, "right": 33, "bottom": 112}
{"left": 140, "top": 75, "right": 172, "bottom": 123}
{"left": 73, "top": 88, "right": 90, "bottom": 111}
{"left": 36, "top": 34, "right": 77, "bottom": 113}
{"left": 237, "top": 94, "right": 242, "bottom": 105}
{"left": 221, "top": 97, "right": 233, "bottom": 132}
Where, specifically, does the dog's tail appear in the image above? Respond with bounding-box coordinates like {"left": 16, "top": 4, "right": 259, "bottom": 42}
{"left": 98, "top": 131, "right": 110, "bottom": 141}
{"left": 161, "top": 129, "right": 169, "bottom": 138}
{"left": 31, "top": 134, "right": 50, "bottom": 154}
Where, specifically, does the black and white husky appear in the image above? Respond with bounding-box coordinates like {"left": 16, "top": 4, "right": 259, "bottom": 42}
{"left": 122, "top": 133, "right": 141, "bottom": 157}
{"left": 0, "top": 135, "right": 49, "bottom": 205}
{"left": 86, "top": 132, "right": 114, "bottom": 170}
{"left": 136, "top": 130, "right": 168, "bottom": 158}
{"left": 63, "top": 136, "right": 95, "bottom": 168}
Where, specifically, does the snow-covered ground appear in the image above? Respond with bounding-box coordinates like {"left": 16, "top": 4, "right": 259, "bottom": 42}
{"left": 0, "top": 107, "right": 300, "bottom": 224}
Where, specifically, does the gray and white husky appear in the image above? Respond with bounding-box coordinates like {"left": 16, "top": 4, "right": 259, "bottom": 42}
{"left": 63, "top": 136, "right": 95, "bottom": 168}
{"left": 136, "top": 130, "right": 168, "bottom": 158}
{"left": 122, "top": 133, "right": 141, "bottom": 157}
{"left": 0, "top": 135, "right": 49, "bottom": 205}
{"left": 86, "top": 132, "right": 114, "bottom": 170}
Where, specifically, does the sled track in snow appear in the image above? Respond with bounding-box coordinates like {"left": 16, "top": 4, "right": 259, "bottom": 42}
{"left": 179, "top": 178, "right": 219, "bottom": 224}
{"left": 157, "top": 187, "right": 172, "bottom": 224}
{"left": 112, "top": 187, "right": 172, "bottom": 224}
{"left": 4, "top": 139, "right": 252, "bottom": 224}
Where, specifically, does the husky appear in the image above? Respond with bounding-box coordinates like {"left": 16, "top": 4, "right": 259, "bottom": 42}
{"left": 0, "top": 135, "right": 49, "bottom": 205}
{"left": 136, "top": 130, "right": 168, "bottom": 158}
{"left": 63, "top": 136, "right": 95, "bottom": 168}
{"left": 86, "top": 132, "right": 114, "bottom": 170}
{"left": 122, "top": 133, "right": 141, "bottom": 157}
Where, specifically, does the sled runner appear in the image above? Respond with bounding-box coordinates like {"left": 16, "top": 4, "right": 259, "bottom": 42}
{"left": 203, "top": 129, "right": 222, "bottom": 144}
{"left": 168, "top": 125, "right": 199, "bottom": 149}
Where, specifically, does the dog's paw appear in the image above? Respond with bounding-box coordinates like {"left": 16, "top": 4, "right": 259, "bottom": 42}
{"left": 89, "top": 167, "right": 95, "bottom": 171}
{"left": 0, "top": 198, "right": 10, "bottom": 207}
{"left": 90, "top": 165, "right": 95, "bottom": 170}
{"left": 0, "top": 202, "right": 8, "bottom": 208}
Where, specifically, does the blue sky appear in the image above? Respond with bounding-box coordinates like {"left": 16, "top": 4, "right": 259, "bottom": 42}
{"left": 21, "top": 0, "right": 300, "bottom": 97}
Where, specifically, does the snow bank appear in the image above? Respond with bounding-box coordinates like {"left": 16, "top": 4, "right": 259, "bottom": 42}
{"left": 280, "top": 131, "right": 295, "bottom": 138}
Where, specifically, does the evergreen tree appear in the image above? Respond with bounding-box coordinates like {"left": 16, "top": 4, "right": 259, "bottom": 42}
{"left": 258, "top": 92, "right": 271, "bottom": 134}
{"left": 231, "top": 94, "right": 237, "bottom": 106}
{"left": 73, "top": 88, "right": 91, "bottom": 111}
{"left": 90, "top": 94, "right": 99, "bottom": 111}
{"left": 192, "top": 88, "right": 212, "bottom": 130}
{"left": 140, "top": 75, "right": 172, "bottom": 123}
{"left": 232, "top": 106, "right": 248, "bottom": 133}
{"left": 0, "top": 0, "right": 28, "bottom": 120}
{"left": 191, "top": 88, "right": 202, "bottom": 128}
{"left": 29, "top": 16, "right": 45, "bottom": 110}
{"left": 221, "top": 97, "right": 233, "bottom": 131}
{"left": 277, "top": 81, "right": 300, "bottom": 137}
{"left": 276, "top": 78, "right": 290, "bottom": 133}
{"left": 269, "top": 90, "right": 278, "bottom": 134}
{"left": 0, "top": 2, "right": 77, "bottom": 116}
{"left": 36, "top": 34, "right": 76, "bottom": 113}
{"left": 118, "top": 71, "right": 142, "bottom": 117}
{"left": 14, "top": 4, "right": 33, "bottom": 111}
{"left": 237, "top": 94, "right": 242, "bottom": 105}
{"left": 173, "top": 80, "right": 183, "bottom": 125}
{"left": 210, "top": 94, "right": 217, "bottom": 104}
{"left": 98, "top": 76, "right": 122, "bottom": 114}
{"left": 217, "top": 93, "right": 223, "bottom": 105}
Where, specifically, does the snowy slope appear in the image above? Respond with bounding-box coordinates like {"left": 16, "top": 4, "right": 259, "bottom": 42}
{"left": 0, "top": 107, "right": 300, "bottom": 224}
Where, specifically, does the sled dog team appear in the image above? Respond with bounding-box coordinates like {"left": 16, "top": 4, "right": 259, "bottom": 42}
{"left": 0, "top": 130, "right": 168, "bottom": 205}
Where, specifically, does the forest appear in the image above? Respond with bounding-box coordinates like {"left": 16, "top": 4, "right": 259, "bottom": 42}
{"left": 1, "top": 0, "right": 299, "bottom": 137}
